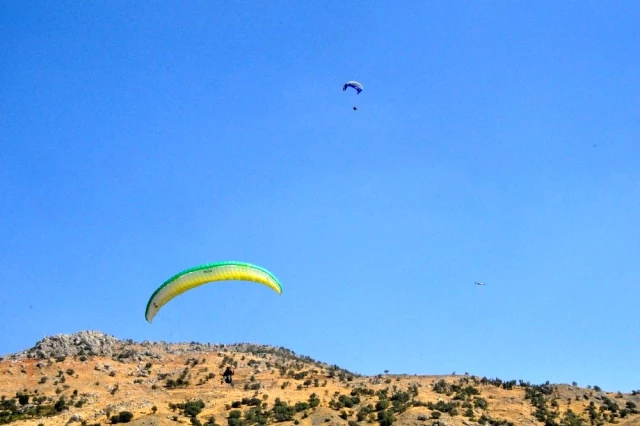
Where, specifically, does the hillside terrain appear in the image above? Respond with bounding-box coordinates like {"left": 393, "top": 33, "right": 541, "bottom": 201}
{"left": 1, "top": 331, "right": 638, "bottom": 426}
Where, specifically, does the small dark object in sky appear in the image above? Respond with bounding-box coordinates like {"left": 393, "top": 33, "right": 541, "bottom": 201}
{"left": 353, "top": 106, "right": 357, "bottom": 110}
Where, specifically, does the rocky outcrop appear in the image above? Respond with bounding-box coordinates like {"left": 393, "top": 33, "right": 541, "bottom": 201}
{"left": 12, "top": 330, "right": 121, "bottom": 360}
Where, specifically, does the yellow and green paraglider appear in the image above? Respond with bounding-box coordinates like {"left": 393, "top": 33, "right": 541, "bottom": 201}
{"left": 145, "top": 261, "right": 282, "bottom": 323}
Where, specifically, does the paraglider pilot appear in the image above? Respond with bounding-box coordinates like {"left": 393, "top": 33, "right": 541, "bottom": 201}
{"left": 222, "top": 366, "right": 234, "bottom": 384}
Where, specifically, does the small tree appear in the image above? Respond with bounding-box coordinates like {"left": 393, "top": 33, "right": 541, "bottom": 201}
{"left": 18, "top": 393, "right": 29, "bottom": 406}
{"left": 378, "top": 409, "right": 395, "bottom": 426}
{"left": 474, "top": 398, "right": 488, "bottom": 410}
{"left": 117, "top": 411, "right": 134, "bottom": 423}
{"left": 54, "top": 397, "right": 67, "bottom": 412}
{"left": 228, "top": 410, "right": 244, "bottom": 426}
{"left": 184, "top": 400, "right": 205, "bottom": 417}
{"left": 375, "top": 400, "right": 390, "bottom": 411}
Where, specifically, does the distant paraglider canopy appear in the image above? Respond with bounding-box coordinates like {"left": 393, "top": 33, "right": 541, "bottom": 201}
{"left": 343, "top": 81, "right": 363, "bottom": 111}
{"left": 145, "top": 261, "right": 282, "bottom": 323}
{"left": 343, "top": 81, "right": 363, "bottom": 94}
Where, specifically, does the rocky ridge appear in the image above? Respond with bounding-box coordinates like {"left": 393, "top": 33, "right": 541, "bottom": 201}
{"left": 1, "top": 331, "right": 638, "bottom": 426}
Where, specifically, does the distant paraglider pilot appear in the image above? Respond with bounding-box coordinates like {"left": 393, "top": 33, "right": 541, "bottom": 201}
{"left": 222, "top": 366, "right": 234, "bottom": 384}
{"left": 343, "top": 81, "right": 363, "bottom": 111}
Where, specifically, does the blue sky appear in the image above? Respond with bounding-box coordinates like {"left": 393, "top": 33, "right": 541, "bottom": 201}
{"left": 1, "top": 1, "right": 638, "bottom": 392}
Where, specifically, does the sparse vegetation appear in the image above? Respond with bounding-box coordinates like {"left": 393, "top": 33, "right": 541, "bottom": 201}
{"left": 272, "top": 398, "right": 295, "bottom": 422}
{"left": 110, "top": 411, "right": 134, "bottom": 423}
{"left": 184, "top": 399, "right": 206, "bottom": 417}
{"left": 0, "top": 334, "right": 638, "bottom": 426}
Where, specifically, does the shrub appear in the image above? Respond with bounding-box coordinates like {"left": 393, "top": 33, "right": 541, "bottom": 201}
{"left": 118, "top": 411, "right": 134, "bottom": 423}
{"left": 228, "top": 410, "right": 245, "bottom": 426}
{"left": 184, "top": 400, "right": 205, "bottom": 417}
{"left": 243, "top": 398, "right": 261, "bottom": 407}
{"left": 357, "top": 405, "right": 374, "bottom": 421}
{"left": 433, "top": 380, "right": 450, "bottom": 394}
{"left": 17, "top": 393, "right": 29, "bottom": 405}
{"left": 473, "top": 397, "right": 488, "bottom": 409}
{"left": 478, "top": 414, "right": 514, "bottom": 426}
{"left": 309, "top": 393, "right": 321, "bottom": 408}
{"left": 560, "top": 409, "right": 583, "bottom": 426}
{"left": 377, "top": 409, "right": 395, "bottom": 426}
{"left": 244, "top": 406, "right": 269, "bottom": 425}
{"left": 294, "top": 402, "right": 309, "bottom": 412}
{"left": 272, "top": 398, "right": 294, "bottom": 422}
{"left": 54, "top": 397, "right": 67, "bottom": 412}
{"left": 375, "top": 400, "right": 389, "bottom": 411}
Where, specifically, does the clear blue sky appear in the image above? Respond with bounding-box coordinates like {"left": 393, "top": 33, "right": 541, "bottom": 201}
{"left": 1, "top": 1, "right": 638, "bottom": 392}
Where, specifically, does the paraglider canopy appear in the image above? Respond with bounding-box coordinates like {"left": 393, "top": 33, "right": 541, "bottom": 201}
{"left": 343, "top": 81, "right": 363, "bottom": 94}
{"left": 145, "top": 261, "right": 282, "bottom": 323}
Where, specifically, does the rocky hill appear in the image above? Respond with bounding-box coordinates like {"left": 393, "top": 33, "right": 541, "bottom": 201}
{"left": 1, "top": 331, "right": 638, "bottom": 426}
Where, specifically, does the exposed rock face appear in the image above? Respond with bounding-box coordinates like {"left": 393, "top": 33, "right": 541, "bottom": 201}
{"left": 68, "top": 413, "right": 84, "bottom": 423}
{"left": 12, "top": 330, "right": 120, "bottom": 360}
{"left": 4, "top": 331, "right": 343, "bottom": 374}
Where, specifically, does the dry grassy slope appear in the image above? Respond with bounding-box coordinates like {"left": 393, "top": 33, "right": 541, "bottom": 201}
{"left": 1, "top": 342, "right": 639, "bottom": 426}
